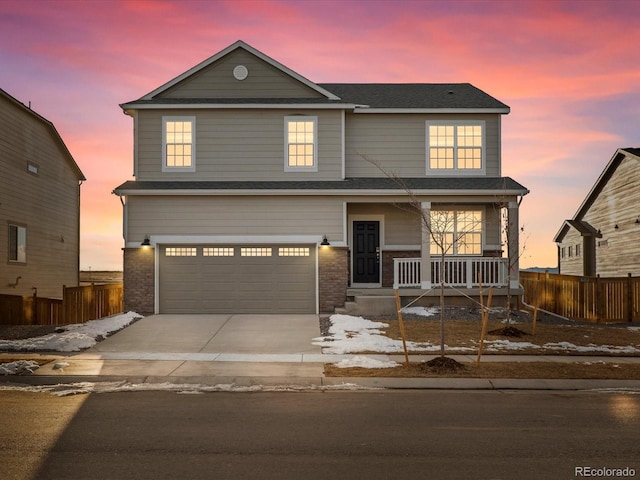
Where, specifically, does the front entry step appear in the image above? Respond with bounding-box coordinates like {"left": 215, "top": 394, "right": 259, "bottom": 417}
{"left": 334, "top": 295, "right": 397, "bottom": 316}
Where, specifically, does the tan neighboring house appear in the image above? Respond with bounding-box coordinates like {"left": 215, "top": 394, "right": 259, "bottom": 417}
{"left": 113, "top": 40, "right": 529, "bottom": 316}
{"left": 0, "top": 88, "right": 85, "bottom": 299}
{"left": 554, "top": 147, "right": 640, "bottom": 277}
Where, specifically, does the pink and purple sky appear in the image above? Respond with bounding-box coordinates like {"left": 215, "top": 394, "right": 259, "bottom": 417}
{"left": 1, "top": 0, "right": 639, "bottom": 271}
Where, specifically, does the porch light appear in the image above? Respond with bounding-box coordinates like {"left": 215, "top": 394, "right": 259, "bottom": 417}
{"left": 141, "top": 235, "right": 151, "bottom": 247}
{"left": 614, "top": 224, "right": 619, "bottom": 230}
{"left": 635, "top": 217, "right": 640, "bottom": 224}
{"left": 320, "top": 235, "right": 330, "bottom": 246}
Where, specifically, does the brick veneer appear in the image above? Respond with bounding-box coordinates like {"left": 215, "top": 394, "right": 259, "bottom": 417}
{"left": 318, "top": 246, "right": 349, "bottom": 313}
{"left": 123, "top": 247, "right": 155, "bottom": 316}
{"left": 382, "top": 250, "right": 420, "bottom": 287}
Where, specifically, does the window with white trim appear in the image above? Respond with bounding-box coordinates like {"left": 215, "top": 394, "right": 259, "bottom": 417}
{"left": 429, "top": 210, "right": 483, "bottom": 255}
{"left": 163, "top": 116, "right": 195, "bottom": 171}
{"left": 8, "top": 224, "right": 27, "bottom": 263}
{"left": 285, "top": 116, "right": 317, "bottom": 171}
{"left": 426, "top": 122, "right": 484, "bottom": 174}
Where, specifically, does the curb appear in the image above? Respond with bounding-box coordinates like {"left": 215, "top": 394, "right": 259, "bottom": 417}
{"left": 3, "top": 374, "right": 640, "bottom": 392}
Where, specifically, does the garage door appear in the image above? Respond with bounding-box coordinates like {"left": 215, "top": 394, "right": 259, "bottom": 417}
{"left": 159, "top": 245, "right": 316, "bottom": 314}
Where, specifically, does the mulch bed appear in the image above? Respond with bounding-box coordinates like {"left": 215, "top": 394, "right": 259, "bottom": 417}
{"left": 0, "top": 325, "right": 59, "bottom": 340}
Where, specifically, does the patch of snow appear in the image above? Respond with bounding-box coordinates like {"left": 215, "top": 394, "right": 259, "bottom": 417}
{"left": 483, "top": 340, "right": 540, "bottom": 351}
{"left": 0, "top": 360, "right": 40, "bottom": 375}
{"left": 313, "top": 314, "right": 459, "bottom": 354}
{"left": 628, "top": 327, "right": 640, "bottom": 332}
{"left": 542, "top": 342, "right": 640, "bottom": 355}
{"left": 0, "top": 312, "right": 142, "bottom": 353}
{"left": 333, "top": 356, "right": 399, "bottom": 369}
{"left": 401, "top": 306, "right": 439, "bottom": 317}
{"left": 0, "top": 381, "right": 376, "bottom": 396}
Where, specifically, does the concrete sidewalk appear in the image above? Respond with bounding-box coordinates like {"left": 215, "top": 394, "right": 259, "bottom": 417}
{"left": 2, "top": 351, "right": 640, "bottom": 391}
{"left": 2, "top": 313, "right": 640, "bottom": 391}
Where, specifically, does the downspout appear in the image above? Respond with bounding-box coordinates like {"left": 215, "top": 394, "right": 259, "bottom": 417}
{"left": 77, "top": 179, "right": 84, "bottom": 286}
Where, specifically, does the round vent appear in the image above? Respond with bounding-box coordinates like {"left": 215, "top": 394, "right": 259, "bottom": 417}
{"left": 233, "top": 65, "right": 249, "bottom": 81}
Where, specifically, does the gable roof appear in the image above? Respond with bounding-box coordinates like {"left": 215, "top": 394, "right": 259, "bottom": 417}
{"left": 138, "top": 40, "right": 340, "bottom": 102}
{"left": 554, "top": 148, "right": 639, "bottom": 242}
{"left": 122, "top": 41, "right": 509, "bottom": 113}
{"left": 553, "top": 220, "right": 601, "bottom": 243}
{"left": 0, "top": 87, "right": 85, "bottom": 181}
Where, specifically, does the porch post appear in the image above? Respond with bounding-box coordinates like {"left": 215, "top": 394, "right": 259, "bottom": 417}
{"left": 508, "top": 201, "right": 520, "bottom": 289}
{"left": 421, "top": 202, "right": 432, "bottom": 289}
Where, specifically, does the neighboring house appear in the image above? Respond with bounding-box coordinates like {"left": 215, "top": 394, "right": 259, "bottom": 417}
{"left": 113, "top": 40, "right": 529, "bottom": 316}
{"left": 0, "top": 88, "right": 85, "bottom": 299}
{"left": 554, "top": 148, "right": 640, "bottom": 277}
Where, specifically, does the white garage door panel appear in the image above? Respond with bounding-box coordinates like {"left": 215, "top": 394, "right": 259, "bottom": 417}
{"left": 159, "top": 245, "right": 316, "bottom": 314}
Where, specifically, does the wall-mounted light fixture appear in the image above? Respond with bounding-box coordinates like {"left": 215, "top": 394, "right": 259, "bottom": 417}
{"left": 141, "top": 235, "right": 151, "bottom": 247}
{"left": 320, "top": 235, "right": 330, "bottom": 246}
{"left": 635, "top": 217, "right": 640, "bottom": 225}
{"left": 614, "top": 224, "right": 619, "bottom": 230}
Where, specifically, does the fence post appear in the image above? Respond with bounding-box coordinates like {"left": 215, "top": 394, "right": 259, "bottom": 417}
{"left": 628, "top": 273, "right": 633, "bottom": 323}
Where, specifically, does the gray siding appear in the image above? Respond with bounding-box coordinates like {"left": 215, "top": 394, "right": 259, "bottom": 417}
{"left": 159, "top": 49, "right": 324, "bottom": 99}
{"left": 558, "top": 229, "right": 584, "bottom": 276}
{"left": 126, "top": 196, "right": 345, "bottom": 242}
{"left": 136, "top": 109, "right": 343, "bottom": 181}
{"left": 344, "top": 113, "right": 501, "bottom": 177}
{"left": 0, "top": 94, "right": 81, "bottom": 299}
{"left": 583, "top": 154, "right": 640, "bottom": 277}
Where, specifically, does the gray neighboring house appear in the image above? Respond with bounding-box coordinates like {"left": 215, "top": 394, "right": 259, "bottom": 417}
{"left": 113, "top": 40, "right": 529, "bottom": 316}
{"left": 554, "top": 147, "right": 640, "bottom": 277}
{"left": 0, "top": 87, "right": 85, "bottom": 299}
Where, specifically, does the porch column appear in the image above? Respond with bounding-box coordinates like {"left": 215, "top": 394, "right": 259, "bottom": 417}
{"left": 508, "top": 201, "right": 520, "bottom": 289}
{"left": 421, "top": 202, "right": 432, "bottom": 289}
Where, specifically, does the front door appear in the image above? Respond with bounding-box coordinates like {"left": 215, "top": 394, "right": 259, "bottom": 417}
{"left": 353, "top": 221, "right": 380, "bottom": 284}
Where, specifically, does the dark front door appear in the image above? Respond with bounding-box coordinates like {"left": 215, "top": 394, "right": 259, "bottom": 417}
{"left": 353, "top": 221, "right": 380, "bottom": 284}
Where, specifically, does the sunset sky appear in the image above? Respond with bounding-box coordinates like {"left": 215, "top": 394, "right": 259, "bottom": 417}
{"left": 1, "top": 0, "right": 638, "bottom": 271}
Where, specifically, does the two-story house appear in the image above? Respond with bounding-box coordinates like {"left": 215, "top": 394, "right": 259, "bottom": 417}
{"left": 1, "top": 87, "right": 85, "bottom": 299}
{"left": 113, "top": 41, "right": 529, "bottom": 316}
{"left": 554, "top": 147, "right": 640, "bottom": 277}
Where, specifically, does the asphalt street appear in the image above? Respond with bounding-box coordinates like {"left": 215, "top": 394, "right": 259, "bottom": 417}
{"left": 2, "top": 389, "right": 639, "bottom": 480}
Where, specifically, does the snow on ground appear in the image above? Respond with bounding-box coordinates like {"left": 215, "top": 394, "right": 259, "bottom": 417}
{"left": 315, "top": 314, "right": 640, "bottom": 365}
{"left": 333, "top": 356, "right": 399, "bottom": 369}
{"left": 312, "top": 314, "right": 462, "bottom": 355}
{"left": 0, "top": 360, "right": 40, "bottom": 375}
{"left": 0, "top": 312, "right": 142, "bottom": 353}
{"left": 401, "top": 306, "right": 439, "bottom": 317}
{"left": 0, "top": 381, "right": 375, "bottom": 396}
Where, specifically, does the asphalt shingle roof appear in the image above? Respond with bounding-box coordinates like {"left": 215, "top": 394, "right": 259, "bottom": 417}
{"left": 113, "top": 177, "right": 528, "bottom": 194}
{"left": 122, "top": 84, "right": 509, "bottom": 111}
{"left": 319, "top": 83, "right": 509, "bottom": 110}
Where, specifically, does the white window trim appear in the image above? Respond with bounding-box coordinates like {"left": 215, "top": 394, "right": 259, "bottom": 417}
{"left": 284, "top": 115, "right": 318, "bottom": 172}
{"left": 162, "top": 116, "right": 196, "bottom": 172}
{"left": 429, "top": 207, "right": 485, "bottom": 256}
{"left": 425, "top": 120, "right": 486, "bottom": 176}
{"left": 9, "top": 224, "right": 27, "bottom": 263}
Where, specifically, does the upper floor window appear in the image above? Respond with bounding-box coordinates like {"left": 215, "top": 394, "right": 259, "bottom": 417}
{"left": 163, "top": 116, "right": 195, "bottom": 172}
{"left": 27, "top": 162, "right": 39, "bottom": 176}
{"left": 8, "top": 224, "right": 27, "bottom": 263}
{"left": 285, "top": 116, "right": 317, "bottom": 171}
{"left": 426, "top": 122, "right": 484, "bottom": 174}
{"left": 429, "top": 210, "right": 483, "bottom": 255}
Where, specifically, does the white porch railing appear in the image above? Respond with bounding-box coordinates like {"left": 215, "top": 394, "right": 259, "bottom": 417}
{"left": 393, "top": 257, "right": 508, "bottom": 289}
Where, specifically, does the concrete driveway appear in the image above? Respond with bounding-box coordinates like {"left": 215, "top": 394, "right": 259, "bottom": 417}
{"left": 88, "top": 314, "right": 322, "bottom": 355}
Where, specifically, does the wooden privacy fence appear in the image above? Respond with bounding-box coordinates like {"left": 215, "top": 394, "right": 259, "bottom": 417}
{"left": 520, "top": 271, "right": 640, "bottom": 323}
{"left": 0, "top": 283, "right": 123, "bottom": 326}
